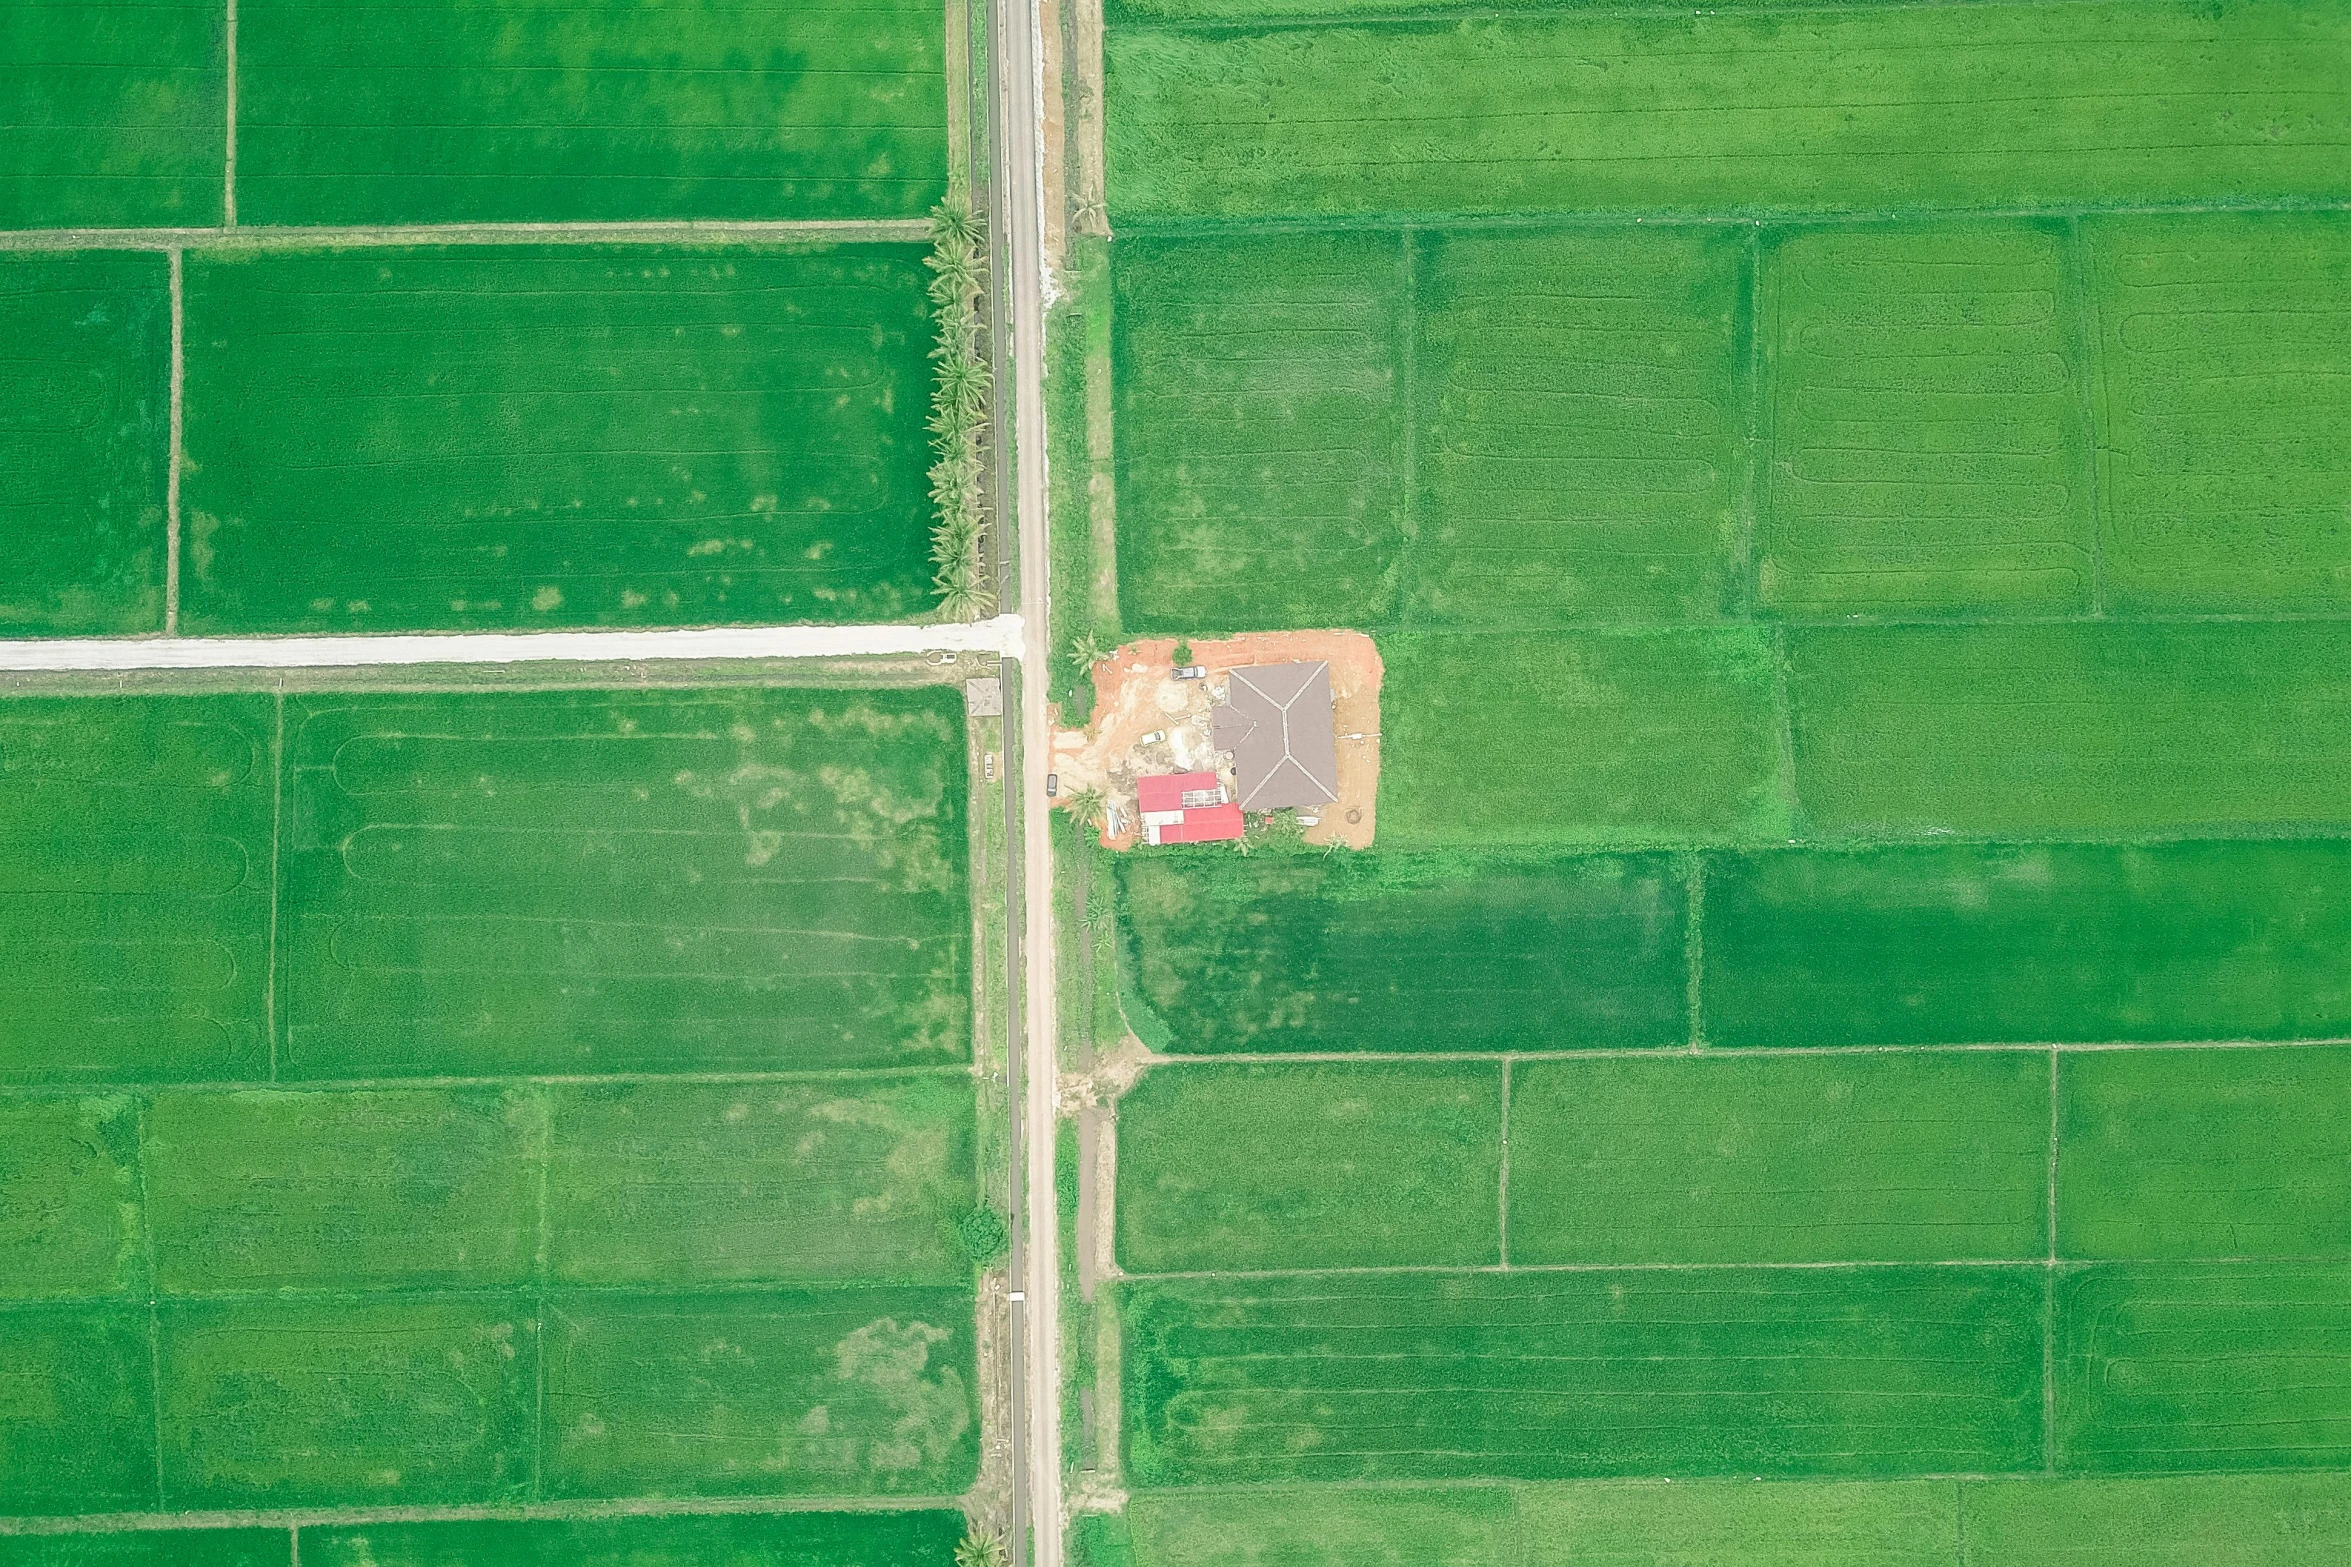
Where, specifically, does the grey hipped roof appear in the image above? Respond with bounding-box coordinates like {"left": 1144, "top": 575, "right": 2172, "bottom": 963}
{"left": 1212, "top": 661, "right": 1339, "bottom": 811}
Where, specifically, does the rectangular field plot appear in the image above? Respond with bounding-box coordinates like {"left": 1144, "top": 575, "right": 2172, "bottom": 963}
{"left": 0, "top": 1, "right": 224, "bottom": 228}
{"left": 1112, "top": 230, "right": 1408, "bottom": 631}
{"left": 545, "top": 1074, "right": 975, "bottom": 1287}
{"left": 1380, "top": 630, "right": 1787, "bottom": 849}
{"left": 181, "top": 247, "right": 935, "bottom": 634}
{"left": 0, "top": 1097, "right": 142, "bottom": 1300}
{"left": 2089, "top": 210, "right": 2351, "bottom": 613}
{"left": 236, "top": 0, "right": 944, "bottom": 225}
{"left": 0, "top": 1534, "right": 292, "bottom": 1567}
{"left": 0, "top": 1306, "right": 156, "bottom": 1515}
{"left": 1121, "top": 1268, "right": 2044, "bottom": 1483}
{"left": 1414, "top": 224, "right": 1745, "bottom": 626}
{"left": 1116, "top": 1061, "right": 1502, "bottom": 1272}
{"left": 142, "top": 1088, "right": 540, "bottom": 1294}
{"left": 1123, "top": 1486, "right": 1521, "bottom": 1566}
{"left": 280, "top": 686, "right": 970, "bottom": 1078}
{"left": 0, "top": 252, "right": 169, "bottom": 635}
{"left": 1114, "top": 850, "right": 1688, "bottom": 1054}
{"left": 1701, "top": 840, "right": 2351, "bottom": 1048}
{"left": 1507, "top": 1052, "right": 2048, "bottom": 1265}
{"left": 158, "top": 1295, "right": 537, "bottom": 1508}
{"left": 303, "top": 1511, "right": 964, "bottom": 1567}
{"left": 1759, "top": 220, "right": 2094, "bottom": 616}
{"left": 0, "top": 694, "right": 273, "bottom": 1086}
{"left": 542, "top": 1287, "right": 977, "bottom": 1498}
{"left": 1103, "top": 2, "right": 2351, "bottom": 222}
{"left": 2056, "top": 1262, "right": 2351, "bottom": 1472}
{"left": 1959, "top": 1472, "right": 2351, "bottom": 1566}
{"left": 1787, "top": 622, "right": 2351, "bottom": 837}
{"left": 2060, "top": 1047, "right": 2351, "bottom": 1261}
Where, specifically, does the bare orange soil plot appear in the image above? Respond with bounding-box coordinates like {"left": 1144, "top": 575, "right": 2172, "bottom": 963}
{"left": 1050, "top": 630, "right": 1381, "bottom": 849}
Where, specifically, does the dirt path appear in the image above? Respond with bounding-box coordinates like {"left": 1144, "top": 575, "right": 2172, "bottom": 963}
{"left": 1050, "top": 630, "right": 1384, "bottom": 849}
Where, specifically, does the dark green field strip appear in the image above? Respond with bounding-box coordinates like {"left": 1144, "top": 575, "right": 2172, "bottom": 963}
{"left": 1507, "top": 1052, "right": 2048, "bottom": 1265}
{"left": 303, "top": 1511, "right": 965, "bottom": 1567}
{"left": 1759, "top": 220, "right": 2094, "bottom": 617}
{"left": 0, "top": 694, "right": 273, "bottom": 1086}
{"left": 545, "top": 1074, "right": 975, "bottom": 1288}
{"left": 1787, "top": 622, "right": 2351, "bottom": 838}
{"left": 2057, "top": 1262, "right": 2351, "bottom": 1472}
{"left": 1121, "top": 1267, "right": 2044, "bottom": 1484}
{"left": 158, "top": 1295, "right": 538, "bottom": 1508}
{"left": 1959, "top": 1472, "right": 2351, "bottom": 1566}
{"left": 0, "top": 1097, "right": 140, "bottom": 1300}
{"left": 1701, "top": 840, "right": 2351, "bottom": 1048}
{"left": 1115, "top": 850, "right": 1688, "bottom": 1054}
{"left": 180, "top": 246, "right": 935, "bottom": 635}
{"left": 0, "top": 1306, "right": 155, "bottom": 1515}
{"left": 543, "top": 1287, "right": 978, "bottom": 1498}
{"left": 281, "top": 686, "right": 969, "bottom": 1078}
{"left": 0, "top": 1533, "right": 288, "bottom": 1567}
{"left": 142, "top": 1088, "right": 541, "bottom": 1294}
{"left": 0, "top": 252, "right": 169, "bottom": 635}
{"left": 2089, "top": 210, "right": 2351, "bottom": 614}
{"left": 2061, "top": 1047, "right": 2351, "bottom": 1261}
{"left": 1112, "top": 230, "right": 1408, "bottom": 632}
{"left": 1104, "top": 1, "right": 2351, "bottom": 223}
{"left": 1380, "top": 631, "right": 1787, "bottom": 849}
{"left": 236, "top": 0, "right": 945, "bottom": 225}
{"left": 1116, "top": 1061, "right": 1502, "bottom": 1272}
{"left": 0, "top": 0, "right": 224, "bottom": 228}
{"left": 1416, "top": 225, "right": 1745, "bottom": 626}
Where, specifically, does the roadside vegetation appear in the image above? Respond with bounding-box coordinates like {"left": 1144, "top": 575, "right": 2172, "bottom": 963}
{"left": 929, "top": 198, "right": 995, "bottom": 619}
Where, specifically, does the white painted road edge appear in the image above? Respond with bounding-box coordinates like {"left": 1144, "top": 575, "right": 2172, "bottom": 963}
{"left": 0, "top": 615, "right": 1027, "bottom": 671}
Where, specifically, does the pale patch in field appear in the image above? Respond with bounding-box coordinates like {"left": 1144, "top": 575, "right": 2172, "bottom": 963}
{"left": 833, "top": 1315, "right": 971, "bottom": 1475}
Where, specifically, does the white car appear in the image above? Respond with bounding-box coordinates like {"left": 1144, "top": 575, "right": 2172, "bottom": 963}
{"left": 1173, "top": 665, "right": 1206, "bottom": 680}
{"left": 1138, "top": 729, "right": 1167, "bottom": 746}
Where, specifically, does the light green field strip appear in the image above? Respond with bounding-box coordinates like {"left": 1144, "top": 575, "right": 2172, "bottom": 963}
{"left": 1507, "top": 1052, "right": 2048, "bottom": 1265}
{"left": 1120, "top": 1267, "right": 2044, "bottom": 1484}
{"left": 2060, "top": 1047, "right": 2351, "bottom": 1261}
{"left": 1759, "top": 220, "right": 2095, "bottom": 616}
{"left": 303, "top": 1511, "right": 967, "bottom": 1566}
{"left": 281, "top": 686, "right": 970, "bottom": 1078}
{"left": 1115, "top": 850, "right": 1689, "bottom": 1054}
{"left": 2057, "top": 1262, "right": 2351, "bottom": 1472}
{"left": 545, "top": 1075, "right": 975, "bottom": 1288}
{"left": 157, "top": 1296, "right": 536, "bottom": 1508}
{"left": 1380, "top": 631, "right": 1787, "bottom": 849}
{"left": 0, "top": 1306, "right": 154, "bottom": 1515}
{"left": 0, "top": 1097, "right": 141, "bottom": 1300}
{"left": 1116, "top": 1061, "right": 1503, "bottom": 1271}
{"left": 542, "top": 1287, "right": 977, "bottom": 1499}
{"left": 2089, "top": 209, "right": 2351, "bottom": 613}
{"left": 1786, "top": 622, "right": 2351, "bottom": 837}
{"left": 0, "top": 1533, "right": 290, "bottom": 1567}
{"left": 1103, "top": 1, "right": 2351, "bottom": 223}
{"left": 236, "top": 0, "right": 945, "bottom": 225}
{"left": 0, "top": 252, "right": 169, "bottom": 635}
{"left": 1416, "top": 224, "right": 1745, "bottom": 625}
{"left": 1701, "top": 840, "right": 2351, "bottom": 1048}
{"left": 1107, "top": 1474, "right": 2351, "bottom": 1566}
{"left": 142, "top": 1088, "right": 541, "bottom": 1294}
{"left": 1112, "top": 229, "right": 1408, "bottom": 632}
{"left": 0, "top": 0, "right": 224, "bottom": 228}
{"left": 0, "top": 695, "right": 272, "bottom": 1086}
{"left": 180, "top": 247, "right": 936, "bottom": 635}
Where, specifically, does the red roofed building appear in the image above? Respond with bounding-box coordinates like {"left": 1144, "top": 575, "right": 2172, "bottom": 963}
{"left": 1137, "top": 771, "right": 1243, "bottom": 846}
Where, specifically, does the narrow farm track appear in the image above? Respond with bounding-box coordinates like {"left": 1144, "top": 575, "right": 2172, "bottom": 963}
{"left": 0, "top": 220, "right": 932, "bottom": 252}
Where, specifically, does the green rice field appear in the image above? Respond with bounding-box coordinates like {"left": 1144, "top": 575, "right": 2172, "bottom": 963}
{"left": 181, "top": 247, "right": 937, "bottom": 633}
{"left": 1087, "top": 0, "right": 2351, "bottom": 1554}
{"left": 0, "top": 682, "right": 982, "bottom": 1529}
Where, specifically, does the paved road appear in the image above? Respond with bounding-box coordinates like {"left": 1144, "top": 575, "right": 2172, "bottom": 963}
{"left": 986, "top": 0, "right": 1066, "bottom": 1550}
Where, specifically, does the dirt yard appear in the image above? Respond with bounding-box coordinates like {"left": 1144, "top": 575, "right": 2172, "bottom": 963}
{"left": 1049, "top": 630, "right": 1383, "bottom": 849}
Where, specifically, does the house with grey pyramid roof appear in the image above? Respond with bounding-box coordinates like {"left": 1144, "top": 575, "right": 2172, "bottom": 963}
{"left": 1211, "top": 661, "right": 1340, "bottom": 811}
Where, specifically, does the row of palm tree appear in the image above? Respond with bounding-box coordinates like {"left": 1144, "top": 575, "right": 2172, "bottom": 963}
{"left": 927, "top": 198, "right": 994, "bottom": 620}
